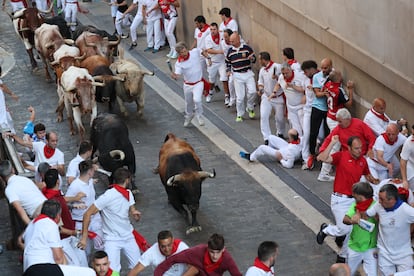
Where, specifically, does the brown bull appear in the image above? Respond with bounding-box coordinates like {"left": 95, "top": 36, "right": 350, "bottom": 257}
{"left": 157, "top": 133, "right": 215, "bottom": 235}
{"left": 10, "top": 4, "right": 53, "bottom": 70}
{"left": 75, "top": 31, "right": 120, "bottom": 61}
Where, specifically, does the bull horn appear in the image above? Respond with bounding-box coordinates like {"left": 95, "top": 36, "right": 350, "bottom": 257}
{"left": 92, "top": 75, "right": 104, "bottom": 82}
{"left": 111, "top": 75, "right": 125, "bottom": 81}
{"left": 50, "top": 60, "right": 59, "bottom": 66}
{"left": 74, "top": 52, "right": 86, "bottom": 61}
{"left": 140, "top": 69, "right": 155, "bottom": 76}
{"left": 198, "top": 169, "right": 216, "bottom": 179}
{"left": 91, "top": 81, "right": 105, "bottom": 87}
{"left": 64, "top": 39, "right": 75, "bottom": 45}
{"left": 108, "top": 35, "right": 121, "bottom": 46}
{"left": 6, "top": 11, "right": 13, "bottom": 20}
{"left": 38, "top": 2, "right": 54, "bottom": 14}
{"left": 166, "top": 174, "right": 182, "bottom": 186}
{"left": 109, "top": 149, "right": 125, "bottom": 160}
{"left": 66, "top": 22, "right": 78, "bottom": 26}
{"left": 18, "top": 27, "right": 31, "bottom": 32}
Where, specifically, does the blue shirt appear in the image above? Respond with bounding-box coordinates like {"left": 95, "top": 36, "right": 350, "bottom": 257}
{"left": 311, "top": 71, "right": 328, "bottom": 111}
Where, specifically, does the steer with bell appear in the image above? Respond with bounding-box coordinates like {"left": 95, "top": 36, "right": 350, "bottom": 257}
{"left": 156, "top": 133, "right": 215, "bottom": 235}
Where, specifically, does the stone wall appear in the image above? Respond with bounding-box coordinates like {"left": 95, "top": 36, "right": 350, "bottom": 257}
{"left": 175, "top": 0, "right": 414, "bottom": 121}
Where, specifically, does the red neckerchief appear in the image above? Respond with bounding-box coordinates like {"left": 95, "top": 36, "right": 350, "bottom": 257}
{"left": 110, "top": 184, "right": 130, "bottom": 201}
{"left": 199, "top": 24, "right": 210, "bottom": 34}
{"left": 171, "top": 238, "right": 182, "bottom": 254}
{"left": 104, "top": 268, "right": 114, "bottom": 276}
{"left": 132, "top": 229, "right": 150, "bottom": 252}
{"left": 381, "top": 132, "right": 397, "bottom": 145}
{"left": 159, "top": 0, "right": 171, "bottom": 14}
{"left": 370, "top": 108, "right": 389, "bottom": 122}
{"left": 264, "top": 61, "right": 274, "bottom": 72}
{"left": 211, "top": 33, "right": 220, "bottom": 45}
{"left": 44, "top": 144, "right": 56, "bottom": 159}
{"left": 203, "top": 248, "right": 223, "bottom": 273}
{"left": 398, "top": 187, "right": 410, "bottom": 202}
{"left": 287, "top": 59, "right": 297, "bottom": 66}
{"left": 289, "top": 138, "right": 300, "bottom": 145}
{"left": 223, "top": 17, "right": 233, "bottom": 26}
{"left": 355, "top": 198, "right": 373, "bottom": 212}
{"left": 178, "top": 52, "right": 190, "bottom": 63}
{"left": 253, "top": 257, "right": 273, "bottom": 273}
{"left": 42, "top": 187, "right": 62, "bottom": 199}
{"left": 33, "top": 214, "right": 56, "bottom": 224}
{"left": 285, "top": 70, "right": 294, "bottom": 83}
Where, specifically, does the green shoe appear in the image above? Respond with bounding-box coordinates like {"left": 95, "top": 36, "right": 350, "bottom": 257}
{"left": 236, "top": 116, "right": 243, "bottom": 122}
{"left": 246, "top": 107, "right": 255, "bottom": 119}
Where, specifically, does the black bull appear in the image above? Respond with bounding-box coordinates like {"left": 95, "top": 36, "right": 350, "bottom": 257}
{"left": 90, "top": 113, "right": 137, "bottom": 189}
{"left": 157, "top": 134, "right": 215, "bottom": 234}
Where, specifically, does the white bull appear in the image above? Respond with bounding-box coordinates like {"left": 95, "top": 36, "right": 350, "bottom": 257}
{"left": 60, "top": 66, "right": 103, "bottom": 140}
{"left": 110, "top": 55, "right": 154, "bottom": 117}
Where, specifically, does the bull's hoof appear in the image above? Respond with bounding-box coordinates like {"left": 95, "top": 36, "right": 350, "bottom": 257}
{"left": 152, "top": 166, "right": 159, "bottom": 174}
{"left": 46, "top": 78, "right": 53, "bottom": 83}
{"left": 131, "top": 187, "right": 140, "bottom": 194}
{"left": 186, "top": 225, "right": 202, "bottom": 235}
{"left": 57, "top": 116, "right": 63, "bottom": 123}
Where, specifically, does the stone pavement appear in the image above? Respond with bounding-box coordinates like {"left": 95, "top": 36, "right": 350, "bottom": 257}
{"left": 0, "top": 3, "right": 343, "bottom": 275}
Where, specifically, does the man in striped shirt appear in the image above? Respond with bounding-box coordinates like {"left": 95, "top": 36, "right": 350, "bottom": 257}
{"left": 225, "top": 33, "right": 256, "bottom": 122}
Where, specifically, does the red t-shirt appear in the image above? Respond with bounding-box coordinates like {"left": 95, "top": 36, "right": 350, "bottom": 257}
{"left": 325, "top": 81, "right": 348, "bottom": 120}
{"left": 331, "top": 151, "right": 370, "bottom": 195}
{"left": 47, "top": 192, "right": 75, "bottom": 239}
{"left": 320, "top": 118, "right": 376, "bottom": 155}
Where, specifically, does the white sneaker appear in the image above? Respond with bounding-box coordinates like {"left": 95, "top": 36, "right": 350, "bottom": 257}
{"left": 183, "top": 114, "right": 194, "bottom": 127}
{"left": 206, "top": 93, "right": 213, "bottom": 103}
{"left": 170, "top": 51, "right": 178, "bottom": 59}
{"left": 197, "top": 115, "right": 204, "bottom": 126}
{"left": 224, "top": 95, "right": 230, "bottom": 105}
{"left": 317, "top": 174, "right": 335, "bottom": 182}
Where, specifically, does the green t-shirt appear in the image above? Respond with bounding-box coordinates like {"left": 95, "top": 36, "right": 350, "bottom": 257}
{"left": 346, "top": 201, "right": 378, "bottom": 252}
{"left": 111, "top": 270, "right": 120, "bottom": 276}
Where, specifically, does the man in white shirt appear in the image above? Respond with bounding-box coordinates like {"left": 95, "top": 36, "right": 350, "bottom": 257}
{"left": 245, "top": 241, "right": 278, "bottom": 276}
{"left": 127, "top": 230, "right": 189, "bottom": 276}
{"left": 79, "top": 168, "right": 142, "bottom": 272}
{"left": 363, "top": 98, "right": 407, "bottom": 137}
{"left": 218, "top": 7, "right": 238, "bottom": 33}
{"left": 66, "top": 160, "right": 103, "bottom": 254}
{"left": 203, "top": 22, "right": 229, "bottom": 104}
{"left": 400, "top": 125, "right": 414, "bottom": 190}
{"left": 366, "top": 184, "right": 414, "bottom": 276}
{"left": 143, "top": 0, "right": 163, "bottom": 53}
{"left": 23, "top": 200, "right": 66, "bottom": 271}
{"left": 66, "top": 140, "right": 93, "bottom": 185}
{"left": 0, "top": 160, "right": 46, "bottom": 225}
{"left": 368, "top": 123, "right": 407, "bottom": 180}
{"left": 272, "top": 63, "right": 306, "bottom": 136}
{"left": 239, "top": 129, "right": 302, "bottom": 169}
{"left": 172, "top": 41, "right": 205, "bottom": 127}
{"left": 121, "top": 0, "right": 145, "bottom": 50}
{"left": 257, "top": 51, "right": 283, "bottom": 143}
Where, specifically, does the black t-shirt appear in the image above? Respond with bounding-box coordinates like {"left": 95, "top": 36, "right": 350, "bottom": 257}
{"left": 117, "top": 0, "right": 127, "bottom": 13}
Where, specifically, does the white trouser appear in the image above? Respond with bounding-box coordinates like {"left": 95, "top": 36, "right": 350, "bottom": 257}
{"left": 61, "top": 236, "right": 88, "bottom": 267}
{"left": 64, "top": 3, "right": 78, "bottom": 31}
{"left": 228, "top": 74, "right": 236, "bottom": 105}
{"left": 146, "top": 18, "right": 162, "bottom": 49}
{"left": 323, "top": 194, "right": 354, "bottom": 258}
{"left": 207, "top": 62, "right": 227, "bottom": 83}
{"left": 233, "top": 71, "right": 256, "bottom": 117}
{"left": 320, "top": 117, "right": 339, "bottom": 176}
{"left": 302, "top": 106, "right": 311, "bottom": 162}
{"left": 11, "top": 1, "right": 25, "bottom": 12}
{"left": 105, "top": 235, "right": 141, "bottom": 272}
{"left": 286, "top": 103, "right": 304, "bottom": 136}
{"left": 378, "top": 252, "right": 414, "bottom": 276}
{"left": 115, "top": 11, "right": 131, "bottom": 35}
{"left": 260, "top": 94, "right": 285, "bottom": 141}
{"left": 130, "top": 14, "right": 143, "bottom": 43}
{"left": 164, "top": 16, "right": 178, "bottom": 53}
{"left": 183, "top": 82, "right": 203, "bottom": 118}
{"left": 110, "top": 1, "right": 117, "bottom": 17}
{"left": 35, "top": 0, "right": 47, "bottom": 11}
{"left": 59, "top": 265, "right": 96, "bottom": 275}
{"left": 347, "top": 247, "right": 378, "bottom": 276}
{"left": 251, "top": 135, "right": 296, "bottom": 168}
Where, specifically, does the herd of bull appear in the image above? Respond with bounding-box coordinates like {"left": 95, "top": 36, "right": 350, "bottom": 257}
{"left": 7, "top": 4, "right": 217, "bottom": 235}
